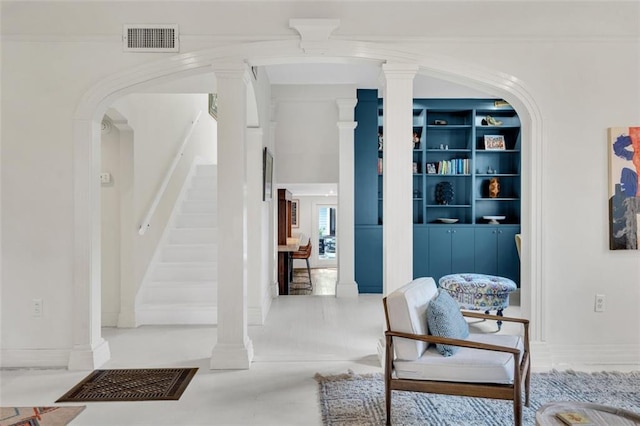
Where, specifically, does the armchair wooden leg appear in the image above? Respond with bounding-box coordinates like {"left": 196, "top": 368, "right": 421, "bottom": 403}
{"left": 385, "top": 387, "right": 391, "bottom": 425}
{"left": 525, "top": 364, "right": 531, "bottom": 407}
{"left": 513, "top": 385, "right": 522, "bottom": 426}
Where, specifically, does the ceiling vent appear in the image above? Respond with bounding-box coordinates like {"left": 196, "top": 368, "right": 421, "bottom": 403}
{"left": 123, "top": 24, "right": 179, "bottom": 52}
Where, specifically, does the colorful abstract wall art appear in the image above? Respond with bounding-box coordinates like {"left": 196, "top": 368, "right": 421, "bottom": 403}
{"left": 608, "top": 127, "right": 640, "bottom": 250}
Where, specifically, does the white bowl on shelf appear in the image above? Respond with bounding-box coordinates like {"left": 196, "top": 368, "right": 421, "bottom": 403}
{"left": 483, "top": 215, "right": 506, "bottom": 224}
{"left": 437, "top": 218, "right": 459, "bottom": 224}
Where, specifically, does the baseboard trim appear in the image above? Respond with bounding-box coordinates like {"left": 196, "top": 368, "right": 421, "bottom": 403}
{"left": 547, "top": 343, "right": 640, "bottom": 372}
{"left": 1, "top": 349, "right": 70, "bottom": 369}
{"left": 68, "top": 339, "right": 111, "bottom": 370}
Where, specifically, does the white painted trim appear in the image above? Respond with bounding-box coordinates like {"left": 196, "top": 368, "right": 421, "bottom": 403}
{"left": 1, "top": 350, "right": 70, "bottom": 369}
{"left": 68, "top": 339, "right": 111, "bottom": 371}
{"left": 73, "top": 38, "right": 544, "bottom": 372}
{"left": 547, "top": 344, "right": 640, "bottom": 372}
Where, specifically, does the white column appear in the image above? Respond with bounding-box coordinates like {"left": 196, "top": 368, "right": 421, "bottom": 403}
{"left": 381, "top": 63, "right": 418, "bottom": 296}
{"left": 246, "top": 127, "right": 268, "bottom": 325}
{"left": 335, "top": 98, "right": 359, "bottom": 297}
{"left": 210, "top": 62, "right": 254, "bottom": 369}
{"left": 69, "top": 118, "right": 111, "bottom": 369}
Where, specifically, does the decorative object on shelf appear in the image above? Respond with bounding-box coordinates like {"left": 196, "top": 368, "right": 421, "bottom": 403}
{"left": 413, "top": 162, "right": 419, "bottom": 174}
{"left": 437, "top": 218, "right": 459, "bottom": 224}
{"left": 426, "top": 163, "right": 437, "bottom": 174}
{"left": 484, "top": 135, "right": 506, "bottom": 150}
{"left": 494, "top": 100, "right": 510, "bottom": 107}
{"left": 489, "top": 177, "right": 500, "bottom": 198}
{"left": 607, "top": 126, "right": 640, "bottom": 250}
{"left": 378, "top": 133, "right": 383, "bottom": 151}
{"left": 435, "top": 181, "right": 454, "bottom": 205}
{"left": 434, "top": 119, "right": 448, "bottom": 125}
{"left": 483, "top": 215, "right": 506, "bottom": 224}
{"left": 378, "top": 158, "right": 383, "bottom": 174}
{"left": 481, "top": 115, "right": 503, "bottom": 126}
{"left": 487, "top": 166, "right": 495, "bottom": 174}
{"left": 413, "top": 132, "right": 420, "bottom": 149}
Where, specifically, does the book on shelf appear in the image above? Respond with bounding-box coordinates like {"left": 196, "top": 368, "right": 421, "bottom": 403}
{"left": 378, "top": 158, "right": 383, "bottom": 174}
{"left": 555, "top": 411, "right": 593, "bottom": 425}
{"left": 429, "top": 158, "right": 469, "bottom": 175}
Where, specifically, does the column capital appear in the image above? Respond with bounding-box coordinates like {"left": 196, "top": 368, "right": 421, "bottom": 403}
{"left": 382, "top": 63, "right": 420, "bottom": 77}
{"left": 380, "top": 63, "right": 420, "bottom": 88}
{"left": 212, "top": 61, "right": 251, "bottom": 84}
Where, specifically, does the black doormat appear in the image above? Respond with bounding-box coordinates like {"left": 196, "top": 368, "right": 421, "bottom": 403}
{"left": 56, "top": 368, "right": 198, "bottom": 402}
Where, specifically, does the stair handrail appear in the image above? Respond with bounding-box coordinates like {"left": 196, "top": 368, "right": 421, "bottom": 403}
{"left": 138, "top": 110, "right": 203, "bottom": 235}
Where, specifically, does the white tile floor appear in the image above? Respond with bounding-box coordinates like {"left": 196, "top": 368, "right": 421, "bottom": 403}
{"left": 0, "top": 293, "right": 522, "bottom": 425}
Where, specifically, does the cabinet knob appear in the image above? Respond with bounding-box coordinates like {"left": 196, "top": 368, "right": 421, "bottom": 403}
{"left": 452, "top": 230, "right": 456, "bottom": 234}
{"left": 447, "top": 230, "right": 451, "bottom": 233}
{"left": 498, "top": 230, "right": 503, "bottom": 234}
{"left": 493, "top": 230, "right": 497, "bottom": 234}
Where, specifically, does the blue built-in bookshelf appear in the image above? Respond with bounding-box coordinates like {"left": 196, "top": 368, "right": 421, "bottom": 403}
{"left": 354, "top": 90, "right": 521, "bottom": 293}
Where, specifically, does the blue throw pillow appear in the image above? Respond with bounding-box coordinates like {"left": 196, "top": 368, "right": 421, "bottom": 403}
{"left": 426, "top": 289, "right": 469, "bottom": 356}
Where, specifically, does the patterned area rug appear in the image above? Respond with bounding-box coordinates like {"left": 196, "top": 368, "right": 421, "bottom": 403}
{"left": 0, "top": 406, "right": 85, "bottom": 426}
{"left": 315, "top": 370, "right": 640, "bottom": 425}
{"left": 56, "top": 368, "right": 198, "bottom": 402}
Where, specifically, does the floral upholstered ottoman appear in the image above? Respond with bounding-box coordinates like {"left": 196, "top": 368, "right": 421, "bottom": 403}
{"left": 438, "top": 273, "right": 517, "bottom": 330}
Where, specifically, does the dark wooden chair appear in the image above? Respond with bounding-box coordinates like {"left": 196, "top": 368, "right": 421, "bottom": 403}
{"left": 290, "top": 240, "right": 312, "bottom": 289}
{"left": 383, "top": 277, "right": 531, "bottom": 426}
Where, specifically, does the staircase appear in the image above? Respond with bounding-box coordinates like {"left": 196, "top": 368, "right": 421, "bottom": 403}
{"left": 136, "top": 163, "right": 218, "bottom": 325}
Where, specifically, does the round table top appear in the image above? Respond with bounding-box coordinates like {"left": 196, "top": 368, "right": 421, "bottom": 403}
{"left": 536, "top": 401, "right": 640, "bottom": 425}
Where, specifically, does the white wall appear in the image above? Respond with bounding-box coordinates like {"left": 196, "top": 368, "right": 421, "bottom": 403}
{"left": 273, "top": 85, "right": 355, "bottom": 185}
{"left": 100, "top": 122, "right": 122, "bottom": 326}
{"left": 1, "top": 1, "right": 639, "bottom": 369}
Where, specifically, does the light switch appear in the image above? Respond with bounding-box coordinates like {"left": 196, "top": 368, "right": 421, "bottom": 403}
{"left": 100, "top": 172, "right": 112, "bottom": 184}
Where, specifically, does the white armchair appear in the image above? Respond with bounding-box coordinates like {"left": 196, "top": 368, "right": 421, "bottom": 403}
{"left": 382, "top": 277, "right": 531, "bottom": 425}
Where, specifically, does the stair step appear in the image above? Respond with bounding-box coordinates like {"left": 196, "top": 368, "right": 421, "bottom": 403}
{"left": 181, "top": 200, "right": 216, "bottom": 214}
{"left": 190, "top": 176, "right": 217, "bottom": 189}
{"left": 161, "top": 244, "right": 217, "bottom": 262}
{"left": 187, "top": 188, "right": 216, "bottom": 200}
{"left": 175, "top": 214, "right": 217, "bottom": 228}
{"left": 137, "top": 303, "right": 217, "bottom": 325}
{"left": 168, "top": 228, "right": 217, "bottom": 244}
{"left": 153, "top": 263, "right": 217, "bottom": 281}
{"left": 195, "top": 164, "right": 217, "bottom": 177}
{"left": 137, "top": 162, "right": 219, "bottom": 326}
{"left": 142, "top": 281, "right": 217, "bottom": 303}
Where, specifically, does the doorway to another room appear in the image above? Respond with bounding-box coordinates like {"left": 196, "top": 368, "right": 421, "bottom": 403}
{"left": 318, "top": 205, "right": 336, "bottom": 262}
{"left": 290, "top": 203, "right": 337, "bottom": 296}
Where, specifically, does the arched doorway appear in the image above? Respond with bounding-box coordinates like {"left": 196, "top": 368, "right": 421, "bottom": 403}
{"left": 69, "top": 40, "right": 544, "bottom": 369}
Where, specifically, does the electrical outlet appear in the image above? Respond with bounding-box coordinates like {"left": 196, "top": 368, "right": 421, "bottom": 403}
{"left": 32, "top": 298, "right": 43, "bottom": 318}
{"left": 595, "top": 294, "right": 605, "bottom": 312}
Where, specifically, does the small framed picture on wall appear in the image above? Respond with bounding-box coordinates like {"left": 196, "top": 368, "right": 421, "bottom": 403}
{"left": 291, "top": 199, "right": 299, "bottom": 228}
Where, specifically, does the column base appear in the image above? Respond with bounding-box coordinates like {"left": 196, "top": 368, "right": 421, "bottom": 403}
{"left": 210, "top": 340, "right": 254, "bottom": 370}
{"left": 68, "top": 339, "right": 111, "bottom": 370}
{"left": 335, "top": 280, "right": 359, "bottom": 297}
